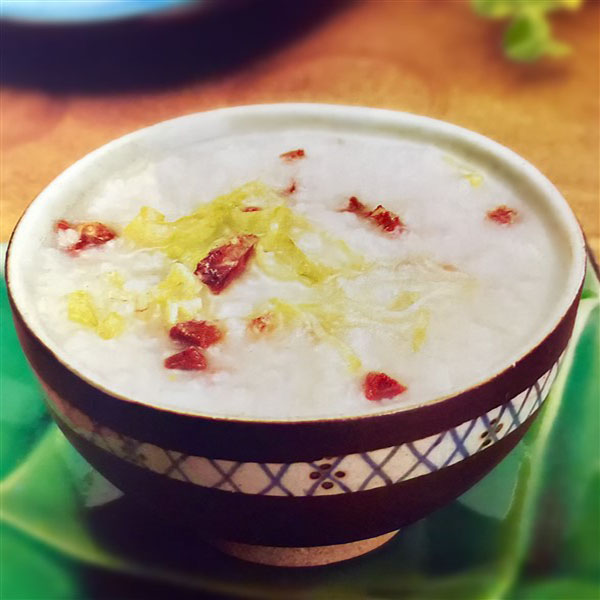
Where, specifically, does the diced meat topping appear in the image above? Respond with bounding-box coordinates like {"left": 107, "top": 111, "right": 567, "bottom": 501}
{"left": 55, "top": 219, "right": 71, "bottom": 231}
{"left": 194, "top": 234, "right": 258, "bottom": 294}
{"left": 363, "top": 372, "right": 407, "bottom": 401}
{"left": 169, "top": 320, "right": 222, "bottom": 348}
{"left": 487, "top": 205, "right": 518, "bottom": 225}
{"left": 164, "top": 346, "right": 207, "bottom": 371}
{"left": 368, "top": 205, "right": 404, "bottom": 233}
{"left": 342, "top": 197, "right": 405, "bottom": 234}
{"left": 280, "top": 148, "right": 305, "bottom": 162}
{"left": 74, "top": 222, "right": 117, "bottom": 251}
{"left": 283, "top": 179, "right": 297, "bottom": 195}
{"left": 56, "top": 220, "right": 117, "bottom": 253}
{"left": 344, "top": 196, "right": 368, "bottom": 215}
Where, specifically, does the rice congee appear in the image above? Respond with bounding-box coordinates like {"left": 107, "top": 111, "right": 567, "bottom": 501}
{"left": 26, "top": 131, "right": 565, "bottom": 420}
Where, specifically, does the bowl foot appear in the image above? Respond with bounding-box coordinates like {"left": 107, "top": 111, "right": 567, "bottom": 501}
{"left": 213, "top": 530, "right": 399, "bottom": 567}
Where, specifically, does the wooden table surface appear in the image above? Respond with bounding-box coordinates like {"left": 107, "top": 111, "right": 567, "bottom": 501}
{"left": 2, "top": 0, "right": 598, "bottom": 255}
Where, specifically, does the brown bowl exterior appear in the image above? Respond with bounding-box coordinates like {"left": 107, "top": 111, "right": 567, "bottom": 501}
{"left": 8, "top": 284, "right": 581, "bottom": 547}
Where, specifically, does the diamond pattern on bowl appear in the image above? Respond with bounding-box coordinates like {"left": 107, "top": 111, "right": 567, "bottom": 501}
{"left": 48, "top": 355, "right": 562, "bottom": 497}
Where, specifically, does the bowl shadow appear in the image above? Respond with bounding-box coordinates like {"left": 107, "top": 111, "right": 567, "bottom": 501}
{"left": 81, "top": 492, "right": 502, "bottom": 598}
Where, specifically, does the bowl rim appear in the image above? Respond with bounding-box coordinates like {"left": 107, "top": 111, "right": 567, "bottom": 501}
{"left": 0, "top": 0, "right": 201, "bottom": 26}
{"left": 5, "top": 102, "right": 587, "bottom": 425}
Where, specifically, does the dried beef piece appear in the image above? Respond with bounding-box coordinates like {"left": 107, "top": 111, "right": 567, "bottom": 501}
{"left": 367, "top": 205, "right": 404, "bottom": 233}
{"left": 283, "top": 179, "right": 297, "bottom": 195}
{"left": 169, "top": 320, "right": 222, "bottom": 348}
{"left": 363, "top": 372, "right": 407, "bottom": 401}
{"left": 164, "top": 346, "right": 207, "bottom": 371}
{"left": 280, "top": 148, "right": 305, "bottom": 162}
{"left": 341, "top": 197, "right": 405, "bottom": 234}
{"left": 55, "top": 219, "right": 72, "bottom": 231}
{"left": 195, "top": 234, "right": 258, "bottom": 294}
{"left": 342, "top": 196, "right": 369, "bottom": 215}
{"left": 56, "top": 220, "right": 117, "bottom": 252}
{"left": 487, "top": 205, "right": 518, "bottom": 225}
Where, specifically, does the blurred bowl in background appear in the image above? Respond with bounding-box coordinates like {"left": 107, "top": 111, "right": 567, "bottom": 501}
{"left": 0, "top": 0, "right": 343, "bottom": 92}
{"left": 0, "top": 0, "right": 200, "bottom": 25}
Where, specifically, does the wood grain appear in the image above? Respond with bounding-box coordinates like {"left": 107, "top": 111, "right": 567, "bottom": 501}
{"left": 1, "top": 0, "right": 598, "bottom": 255}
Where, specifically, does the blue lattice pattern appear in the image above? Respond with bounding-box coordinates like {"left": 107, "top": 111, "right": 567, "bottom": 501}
{"left": 48, "top": 357, "right": 562, "bottom": 497}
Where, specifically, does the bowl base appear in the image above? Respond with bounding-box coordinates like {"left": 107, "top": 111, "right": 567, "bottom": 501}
{"left": 213, "top": 530, "right": 399, "bottom": 567}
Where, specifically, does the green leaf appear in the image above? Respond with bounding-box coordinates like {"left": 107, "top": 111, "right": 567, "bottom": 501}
{"left": 0, "top": 525, "right": 81, "bottom": 600}
{"left": 505, "top": 300, "right": 600, "bottom": 599}
{"left": 541, "top": 303, "right": 600, "bottom": 583}
{"left": 0, "top": 280, "right": 49, "bottom": 478}
{"left": 457, "top": 441, "right": 525, "bottom": 520}
{"left": 582, "top": 262, "right": 600, "bottom": 299}
{"left": 512, "top": 579, "right": 600, "bottom": 600}
{"left": 541, "top": 305, "right": 599, "bottom": 536}
{"left": 564, "top": 470, "right": 600, "bottom": 579}
{"left": 0, "top": 428, "right": 126, "bottom": 570}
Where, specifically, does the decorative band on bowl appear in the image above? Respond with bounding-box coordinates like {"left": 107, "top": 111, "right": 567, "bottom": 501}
{"left": 45, "top": 356, "right": 561, "bottom": 498}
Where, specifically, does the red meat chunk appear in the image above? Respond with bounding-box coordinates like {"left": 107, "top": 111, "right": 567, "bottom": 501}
{"left": 195, "top": 234, "right": 258, "bottom": 294}
{"left": 341, "top": 197, "right": 405, "bottom": 234}
{"left": 368, "top": 205, "right": 404, "bottom": 233}
{"left": 487, "top": 205, "right": 518, "bottom": 225}
{"left": 55, "top": 219, "right": 71, "bottom": 231}
{"left": 56, "top": 220, "right": 117, "bottom": 252}
{"left": 343, "top": 196, "right": 368, "bottom": 215}
{"left": 283, "top": 179, "right": 297, "bottom": 195}
{"left": 169, "top": 320, "right": 222, "bottom": 348}
{"left": 363, "top": 372, "right": 407, "bottom": 401}
{"left": 280, "top": 148, "right": 305, "bottom": 162}
{"left": 164, "top": 346, "right": 207, "bottom": 371}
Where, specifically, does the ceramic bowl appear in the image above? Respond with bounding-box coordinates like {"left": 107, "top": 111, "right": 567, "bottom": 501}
{"left": 5, "top": 105, "right": 586, "bottom": 567}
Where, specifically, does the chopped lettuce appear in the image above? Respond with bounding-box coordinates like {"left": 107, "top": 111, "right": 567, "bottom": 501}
{"left": 67, "top": 291, "right": 98, "bottom": 329}
{"left": 412, "top": 308, "right": 431, "bottom": 352}
{"left": 67, "top": 291, "right": 125, "bottom": 339}
{"left": 254, "top": 297, "right": 362, "bottom": 372}
{"left": 124, "top": 182, "right": 364, "bottom": 287}
{"left": 250, "top": 258, "right": 471, "bottom": 370}
{"left": 96, "top": 312, "right": 126, "bottom": 340}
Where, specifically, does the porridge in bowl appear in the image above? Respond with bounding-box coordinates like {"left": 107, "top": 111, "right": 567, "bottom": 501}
{"left": 26, "top": 130, "right": 566, "bottom": 420}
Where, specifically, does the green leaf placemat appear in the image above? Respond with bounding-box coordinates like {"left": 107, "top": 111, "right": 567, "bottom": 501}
{"left": 1, "top": 262, "right": 598, "bottom": 600}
